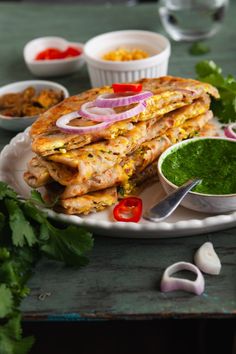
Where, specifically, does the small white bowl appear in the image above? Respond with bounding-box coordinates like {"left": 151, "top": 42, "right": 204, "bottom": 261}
{"left": 158, "top": 137, "right": 236, "bottom": 214}
{"left": 0, "top": 80, "right": 69, "bottom": 132}
{"left": 84, "top": 30, "right": 171, "bottom": 87}
{"left": 23, "top": 36, "right": 85, "bottom": 77}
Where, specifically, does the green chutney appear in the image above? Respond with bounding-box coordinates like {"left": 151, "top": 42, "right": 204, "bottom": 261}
{"left": 161, "top": 139, "right": 236, "bottom": 195}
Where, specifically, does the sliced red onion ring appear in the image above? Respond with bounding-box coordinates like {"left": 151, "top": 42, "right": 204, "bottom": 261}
{"left": 160, "top": 261, "right": 205, "bottom": 295}
{"left": 56, "top": 111, "right": 112, "bottom": 134}
{"left": 224, "top": 123, "right": 236, "bottom": 140}
{"left": 95, "top": 91, "right": 153, "bottom": 108}
{"left": 84, "top": 106, "right": 115, "bottom": 115}
{"left": 79, "top": 100, "right": 147, "bottom": 122}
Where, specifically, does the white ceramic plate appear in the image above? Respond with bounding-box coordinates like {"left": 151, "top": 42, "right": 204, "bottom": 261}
{"left": 0, "top": 129, "right": 236, "bottom": 238}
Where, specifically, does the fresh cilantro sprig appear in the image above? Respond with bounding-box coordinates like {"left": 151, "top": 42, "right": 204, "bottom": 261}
{"left": 0, "top": 181, "right": 94, "bottom": 354}
{"left": 195, "top": 60, "right": 236, "bottom": 123}
{"left": 189, "top": 42, "right": 210, "bottom": 56}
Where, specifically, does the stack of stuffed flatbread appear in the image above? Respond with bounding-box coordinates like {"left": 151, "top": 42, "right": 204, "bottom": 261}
{"left": 24, "top": 76, "right": 219, "bottom": 215}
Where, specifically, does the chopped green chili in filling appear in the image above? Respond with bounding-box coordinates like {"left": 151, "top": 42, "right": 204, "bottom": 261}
{"left": 161, "top": 139, "right": 236, "bottom": 195}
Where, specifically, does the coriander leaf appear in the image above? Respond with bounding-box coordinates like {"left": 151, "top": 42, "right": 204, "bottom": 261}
{"left": 5, "top": 199, "right": 37, "bottom": 248}
{"left": 22, "top": 201, "right": 47, "bottom": 225}
{"left": 0, "top": 247, "right": 10, "bottom": 261}
{"left": 195, "top": 60, "right": 236, "bottom": 123}
{"left": 0, "top": 182, "right": 18, "bottom": 201}
{"left": 189, "top": 42, "right": 210, "bottom": 55}
{"left": 30, "top": 189, "right": 45, "bottom": 205}
{"left": 13, "top": 336, "right": 35, "bottom": 354}
{"left": 0, "top": 212, "right": 5, "bottom": 232}
{"left": 0, "top": 261, "right": 20, "bottom": 287}
{"left": 0, "top": 284, "right": 13, "bottom": 318}
{"left": 29, "top": 189, "right": 59, "bottom": 208}
{"left": 0, "top": 336, "right": 35, "bottom": 354}
{"left": 16, "top": 247, "right": 38, "bottom": 268}
{"left": 0, "top": 332, "right": 13, "bottom": 354}
{"left": 39, "top": 223, "right": 50, "bottom": 241}
{"left": 0, "top": 182, "right": 94, "bottom": 353}
{"left": 4, "top": 314, "right": 22, "bottom": 340}
{"left": 198, "top": 72, "right": 225, "bottom": 87}
{"left": 0, "top": 315, "right": 34, "bottom": 354}
{"left": 40, "top": 224, "right": 93, "bottom": 266}
{"left": 196, "top": 60, "right": 221, "bottom": 77}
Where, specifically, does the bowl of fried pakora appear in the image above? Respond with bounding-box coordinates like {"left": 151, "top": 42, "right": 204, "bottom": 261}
{"left": 0, "top": 80, "right": 69, "bottom": 132}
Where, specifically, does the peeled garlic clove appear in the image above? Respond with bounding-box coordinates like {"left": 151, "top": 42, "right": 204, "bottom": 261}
{"left": 194, "top": 242, "right": 221, "bottom": 275}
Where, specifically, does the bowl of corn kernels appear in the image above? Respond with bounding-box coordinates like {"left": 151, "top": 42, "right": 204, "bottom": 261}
{"left": 84, "top": 30, "right": 171, "bottom": 87}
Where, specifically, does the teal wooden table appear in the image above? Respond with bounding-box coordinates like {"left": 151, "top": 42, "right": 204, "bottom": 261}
{"left": 0, "top": 2, "right": 235, "bottom": 353}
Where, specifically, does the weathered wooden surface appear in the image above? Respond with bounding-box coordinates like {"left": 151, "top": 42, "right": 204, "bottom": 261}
{"left": 0, "top": 2, "right": 235, "bottom": 320}
{"left": 23, "top": 230, "right": 236, "bottom": 320}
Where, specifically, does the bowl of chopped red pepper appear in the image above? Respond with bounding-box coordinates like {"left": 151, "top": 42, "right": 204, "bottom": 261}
{"left": 23, "top": 36, "right": 85, "bottom": 77}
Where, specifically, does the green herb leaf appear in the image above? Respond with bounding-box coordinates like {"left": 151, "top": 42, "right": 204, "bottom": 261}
{"left": 40, "top": 224, "right": 93, "bottom": 266}
{"left": 195, "top": 60, "right": 236, "bottom": 123}
{"left": 22, "top": 201, "right": 47, "bottom": 225}
{"left": 5, "top": 199, "right": 37, "bottom": 248}
{"left": 0, "top": 181, "right": 93, "bottom": 353}
{"left": 0, "top": 248, "right": 10, "bottom": 261}
{"left": 30, "top": 190, "right": 45, "bottom": 206}
{"left": 29, "top": 189, "right": 59, "bottom": 208}
{"left": 196, "top": 60, "right": 222, "bottom": 77}
{"left": 0, "top": 182, "right": 18, "bottom": 201}
{"left": 189, "top": 42, "right": 210, "bottom": 55}
{"left": 0, "top": 284, "right": 13, "bottom": 318}
{"left": 0, "top": 212, "right": 5, "bottom": 232}
{"left": 0, "top": 314, "right": 34, "bottom": 354}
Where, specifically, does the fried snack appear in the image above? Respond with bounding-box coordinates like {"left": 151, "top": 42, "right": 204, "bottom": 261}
{"left": 0, "top": 87, "right": 64, "bottom": 118}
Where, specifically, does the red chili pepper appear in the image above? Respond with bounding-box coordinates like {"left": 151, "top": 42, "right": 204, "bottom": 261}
{"left": 63, "top": 46, "right": 82, "bottom": 58}
{"left": 112, "top": 83, "right": 143, "bottom": 94}
{"left": 35, "top": 48, "right": 64, "bottom": 60}
{"left": 113, "top": 197, "right": 143, "bottom": 222}
{"left": 35, "top": 46, "right": 81, "bottom": 60}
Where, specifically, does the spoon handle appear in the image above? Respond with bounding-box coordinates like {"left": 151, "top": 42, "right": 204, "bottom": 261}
{"left": 143, "top": 178, "right": 202, "bottom": 222}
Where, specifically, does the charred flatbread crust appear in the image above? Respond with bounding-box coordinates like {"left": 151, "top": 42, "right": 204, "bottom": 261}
{"left": 23, "top": 156, "right": 53, "bottom": 188}
{"left": 58, "top": 187, "right": 117, "bottom": 215}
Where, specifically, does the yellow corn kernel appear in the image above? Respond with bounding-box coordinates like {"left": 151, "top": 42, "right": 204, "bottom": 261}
{"left": 102, "top": 47, "right": 149, "bottom": 61}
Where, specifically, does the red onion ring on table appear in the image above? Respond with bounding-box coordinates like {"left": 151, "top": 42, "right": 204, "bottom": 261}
{"left": 95, "top": 91, "right": 153, "bottom": 108}
{"left": 160, "top": 261, "right": 205, "bottom": 295}
{"left": 224, "top": 123, "right": 236, "bottom": 140}
{"left": 56, "top": 111, "right": 112, "bottom": 134}
{"left": 79, "top": 100, "right": 147, "bottom": 122}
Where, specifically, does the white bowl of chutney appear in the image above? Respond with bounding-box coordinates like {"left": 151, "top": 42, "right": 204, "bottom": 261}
{"left": 157, "top": 137, "right": 236, "bottom": 214}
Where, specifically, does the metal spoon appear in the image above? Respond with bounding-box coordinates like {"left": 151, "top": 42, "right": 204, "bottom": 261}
{"left": 143, "top": 178, "right": 202, "bottom": 222}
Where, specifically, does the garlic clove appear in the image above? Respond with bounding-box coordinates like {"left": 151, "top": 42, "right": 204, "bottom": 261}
{"left": 194, "top": 242, "right": 221, "bottom": 275}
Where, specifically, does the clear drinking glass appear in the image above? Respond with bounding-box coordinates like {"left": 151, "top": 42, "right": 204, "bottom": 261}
{"left": 159, "top": 0, "right": 229, "bottom": 41}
